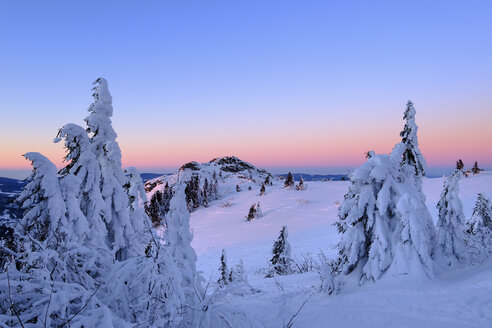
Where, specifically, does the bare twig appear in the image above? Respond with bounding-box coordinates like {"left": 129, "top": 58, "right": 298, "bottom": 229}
{"left": 59, "top": 285, "right": 100, "bottom": 328}
{"left": 43, "top": 279, "right": 55, "bottom": 328}
{"left": 6, "top": 267, "right": 26, "bottom": 328}
{"left": 285, "top": 292, "right": 313, "bottom": 328}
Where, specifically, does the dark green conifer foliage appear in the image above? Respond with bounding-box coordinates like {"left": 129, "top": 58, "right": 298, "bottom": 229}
{"left": 284, "top": 172, "right": 295, "bottom": 188}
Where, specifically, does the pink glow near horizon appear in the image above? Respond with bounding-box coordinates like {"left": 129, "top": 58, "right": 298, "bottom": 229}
{"left": 2, "top": 103, "right": 491, "bottom": 171}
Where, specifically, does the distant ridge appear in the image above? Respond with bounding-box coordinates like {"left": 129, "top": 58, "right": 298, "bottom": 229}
{"left": 278, "top": 173, "right": 348, "bottom": 181}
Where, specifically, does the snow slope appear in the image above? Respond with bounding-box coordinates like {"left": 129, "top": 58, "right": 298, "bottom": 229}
{"left": 189, "top": 173, "right": 492, "bottom": 328}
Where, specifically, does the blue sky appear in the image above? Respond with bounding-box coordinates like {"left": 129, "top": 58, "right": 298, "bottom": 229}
{"left": 1, "top": 1, "right": 491, "bottom": 177}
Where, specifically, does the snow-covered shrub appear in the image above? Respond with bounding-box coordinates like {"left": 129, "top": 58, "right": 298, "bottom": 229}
{"left": 292, "top": 252, "right": 322, "bottom": 273}
{"left": 319, "top": 262, "right": 339, "bottom": 295}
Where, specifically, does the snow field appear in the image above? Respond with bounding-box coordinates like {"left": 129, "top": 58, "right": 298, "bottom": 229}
{"left": 190, "top": 174, "right": 492, "bottom": 327}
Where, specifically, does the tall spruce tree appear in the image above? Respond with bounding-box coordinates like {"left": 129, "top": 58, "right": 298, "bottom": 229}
{"left": 399, "top": 100, "right": 426, "bottom": 178}
{"left": 165, "top": 185, "right": 202, "bottom": 326}
{"left": 55, "top": 123, "right": 108, "bottom": 248}
{"left": 436, "top": 170, "right": 466, "bottom": 264}
{"left": 335, "top": 102, "right": 437, "bottom": 283}
{"left": 85, "top": 78, "right": 137, "bottom": 261}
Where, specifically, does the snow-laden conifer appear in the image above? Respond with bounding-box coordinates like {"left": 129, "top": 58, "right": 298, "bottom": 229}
{"left": 335, "top": 153, "right": 396, "bottom": 282}
{"left": 465, "top": 193, "right": 492, "bottom": 263}
{"left": 13, "top": 153, "right": 69, "bottom": 281}
{"left": 387, "top": 140, "right": 436, "bottom": 279}
{"left": 85, "top": 78, "right": 136, "bottom": 261}
{"left": 268, "top": 225, "right": 292, "bottom": 276}
{"left": 335, "top": 103, "right": 437, "bottom": 283}
{"left": 284, "top": 172, "right": 295, "bottom": 188}
{"left": 55, "top": 123, "right": 107, "bottom": 248}
{"left": 296, "top": 176, "right": 305, "bottom": 190}
{"left": 0, "top": 153, "right": 117, "bottom": 327}
{"left": 123, "top": 167, "right": 149, "bottom": 252}
{"left": 435, "top": 170, "right": 466, "bottom": 265}
{"left": 165, "top": 184, "right": 202, "bottom": 326}
{"left": 399, "top": 100, "right": 426, "bottom": 178}
{"left": 467, "top": 193, "right": 492, "bottom": 234}
{"left": 218, "top": 249, "right": 229, "bottom": 288}
{"left": 471, "top": 161, "right": 482, "bottom": 175}
{"left": 456, "top": 159, "right": 464, "bottom": 171}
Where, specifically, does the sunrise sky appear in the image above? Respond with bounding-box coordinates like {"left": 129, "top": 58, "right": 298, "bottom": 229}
{"left": 1, "top": 1, "right": 491, "bottom": 178}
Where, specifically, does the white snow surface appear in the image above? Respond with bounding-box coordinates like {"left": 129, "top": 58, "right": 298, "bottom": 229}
{"left": 188, "top": 173, "right": 492, "bottom": 328}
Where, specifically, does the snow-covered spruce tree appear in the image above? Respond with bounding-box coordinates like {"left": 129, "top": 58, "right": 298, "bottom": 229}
{"left": 146, "top": 182, "right": 173, "bottom": 227}
{"left": 55, "top": 123, "right": 108, "bottom": 248}
{"left": 296, "top": 176, "right": 305, "bottom": 190}
{"left": 399, "top": 100, "right": 426, "bottom": 178}
{"left": 185, "top": 175, "right": 201, "bottom": 211}
{"left": 246, "top": 204, "right": 257, "bottom": 221}
{"left": 267, "top": 226, "right": 292, "bottom": 276}
{"left": 456, "top": 159, "right": 464, "bottom": 171}
{"left": 202, "top": 178, "right": 209, "bottom": 207}
{"left": 260, "top": 183, "right": 266, "bottom": 196}
{"left": 391, "top": 102, "right": 436, "bottom": 278}
{"left": 435, "top": 170, "right": 466, "bottom": 265}
{"left": 217, "top": 249, "right": 229, "bottom": 288}
{"left": 284, "top": 172, "right": 295, "bottom": 188}
{"left": 165, "top": 184, "right": 202, "bottom": 326}
{"left": 335, "top": 108, "right": 437, "bottom": 283}
{"left": 334, "top": 152, "right": 397, "bottom": 282}
{"left": 465, "top": 193, "right": 492, "bottom": 264}
{"left": 123, "top": 167, "right": 149, "bottom": 252}
{"left": 388, "top": 149, "right": 436, "bottom": 278}
{"left": 146, "top": 190, "right": 165, "bottom": 227}
{"left": 12, "top": 153, "right": 69, "bottom": 281}
{"left": 471, "top": 161, "right": 481, "bottom": 175}
{"left": 0, "top": 153, "right": 117, "bottom": 327}
{"left": 466, "top": 193, "right": 492, "bottom": 234}
{"left": 85, "top": 78, "right": 139, "bottom": 261}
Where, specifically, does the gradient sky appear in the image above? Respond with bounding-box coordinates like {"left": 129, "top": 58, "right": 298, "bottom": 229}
{"left": 1, "top": 1, "right": 491, "bottom": 178}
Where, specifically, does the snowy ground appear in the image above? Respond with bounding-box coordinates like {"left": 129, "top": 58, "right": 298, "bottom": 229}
{"left": 190, "top": 174, "right": 492, "bottom": 327}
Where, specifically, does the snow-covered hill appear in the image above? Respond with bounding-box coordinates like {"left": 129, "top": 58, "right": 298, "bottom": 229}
{"left": 145, "top": 156, "right": 276, "bottom": 198}
{"left": 189, "top": 173, "right": 492, "bottom": 328}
